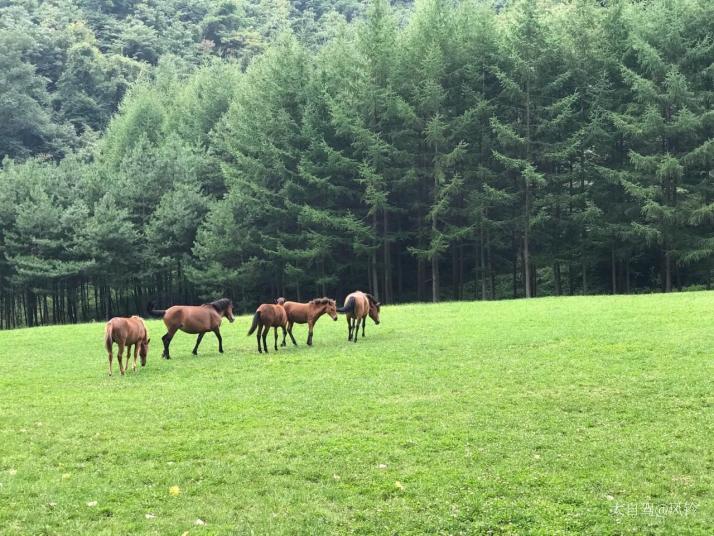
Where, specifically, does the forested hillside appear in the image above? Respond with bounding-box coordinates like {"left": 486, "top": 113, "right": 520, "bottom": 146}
{"left": 0, "top": 0, "right": 712, "bottom": 328}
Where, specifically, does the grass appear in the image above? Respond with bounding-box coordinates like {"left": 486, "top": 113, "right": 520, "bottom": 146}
{"left": 1, "top": 292, "right": 713, "bottom": 535}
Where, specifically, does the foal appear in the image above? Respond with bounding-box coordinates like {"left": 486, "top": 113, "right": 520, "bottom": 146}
{"left": 278, "top": 297, "right": 338, "bottom": 346}
{"left": 247, "top": 303, "right": 287, "bottom": 353}
{"left": 337, "top": 291, "right": 381, "bottom": 343}
{"left": 104, "top": 316, "right": 150, "bottom": 376}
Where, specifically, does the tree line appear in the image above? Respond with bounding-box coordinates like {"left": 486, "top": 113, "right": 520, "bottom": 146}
{"left": 0, "top": 0, "right": 712, "bottom": 328}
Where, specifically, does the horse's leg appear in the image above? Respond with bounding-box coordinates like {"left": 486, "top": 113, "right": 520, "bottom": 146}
{"left": 362, "top": 317, "right": 366, "bottom": 337}
{"left": 133, "top": 345, "right": 138, "bottom": 371}
{"left": 307, "top": 321, "right": 314, "bottom": 346}
{"left": 281, "top": 322, "right": 288, "bottom": 347}
{"left": 262, "top": 327, "right": 269, "bottom": 353}
{"left": 126, "top": 345, "right": 133, "bottom": 372}
{"left": 117, "top": 341, "right": 125, "bottom": 375}
{"left": 192, "top": 332, "right": 205, "bottom": 356}
{"left": 282, "top": 326, "right": 288, "bottom": 348}
{"left": 213, "top": 328, "right": 224, "bottom": 353}
{"left": 108, "top": 344, "right": 113, "bottom": 376}
{"left": 288, "top": 322, "right": 298, "bottom": 346}
{"left": 274, "top": 326, "right": 279, "bottom": 351}
{"left": 161, "top": 329, "right": 176, "bottom": 360}
{"left": 346, "top": 316, "right": 352, "bottom": 341}
{"left": 256, "top": 324, "right": 263, "bottom": 353}
{"left": 352, "top": 318, "right": 358, "bottom": 343}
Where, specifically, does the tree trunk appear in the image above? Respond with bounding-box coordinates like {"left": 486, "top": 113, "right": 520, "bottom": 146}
{"left": 554, "top": 262, "right": 561, "bottom": 296}
{"left": 665, "top": 251, "right": 672, "bottom": 292}
{"left": 383, "top": 209, "right": 392, "bottom": 304}
{"left": 480, "top": 226, "right": 487, "bottom": 300}
{"left": 458, "top": 243, "right": 464, "bottom": 300}
{"left": 611, "top": 247, "right": 617, "bottom": 294}
{"left": 512, "top": 243, "right": 518, "bottom": 299}
{"left": 431, "top": 255, "right": 439, "bottom": 303}
{"left": 417, "top": 258, "right": 425, "bottom": 301}
{"left": 582, "top": 262, "right": 588, "bottom": 295}
{"left": 524, "top": 74, "right": 532, "bottom": 299}
{"left": 524, "top": 193, "right": 531, "bottom": 298}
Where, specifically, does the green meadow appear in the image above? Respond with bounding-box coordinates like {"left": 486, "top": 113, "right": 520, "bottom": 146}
{"left": 1, "top": 292, "right": 713, "bottom": 535}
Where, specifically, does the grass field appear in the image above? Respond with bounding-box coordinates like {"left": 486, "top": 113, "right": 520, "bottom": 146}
{"left": 1, "top": 292, "right": 713, "bottom": 535}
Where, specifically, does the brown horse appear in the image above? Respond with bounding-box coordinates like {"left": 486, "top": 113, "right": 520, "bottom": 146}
{"left": 247, "top": 303, "right": 287, "bottom": 353}
{"left": 337, "top": 291, "right": 381, "bottom": 343}
{"left": 277, "top": 297, "right": 338, "bottom": 347}
{"left": 147, "top": 298, "right": 235, "bottom": 359}
{"left": 104, "top": 316, "right": 150, "bottom": 376}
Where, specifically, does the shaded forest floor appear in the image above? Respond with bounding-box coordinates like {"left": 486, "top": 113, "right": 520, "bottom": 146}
{"left": 1, "top": 293, "right": 713, "bottom": 534}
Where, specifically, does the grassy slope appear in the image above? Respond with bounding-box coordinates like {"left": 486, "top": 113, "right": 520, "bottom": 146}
{"left": 0, "top": 292, "right": 712, "bottom": 535}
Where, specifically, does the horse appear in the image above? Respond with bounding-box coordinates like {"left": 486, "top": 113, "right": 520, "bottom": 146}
{"left": 104, "top": 316, "right": 150, "bottom": 376}
{"left": 276, "top": 297, "right": 338, "bottom": 347}
{"left": 337, "top": 291, "right": 381, "bottom": 343}
{"left": 147, "top": 298, "right": 235, "bottom": 359}
{"left": 247, "top": 303, "right": 287, "bottom": 353}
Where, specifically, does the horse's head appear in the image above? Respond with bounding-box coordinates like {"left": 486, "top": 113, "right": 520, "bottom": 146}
{"left": 327, "top": 300, "right": 337, "bottom": 322}
{"left": 326, "top": 299, "right": 338, "bottom": 321}
{"left": 366, "top": 294, "right": 381, "bottom": 325}
{"left": 224, "top": 301, "right": 235, "bottom": 323}
{"left": 210, "top": 298, "right": 235, "bottom": 323}
{"left": 139, "top": 338, "right": 150, "bottom": 366}
{"left": 276, "top": 297, "right": 286, "bottom": 305}
{"left": 311, "top": 298, "right": 338, "bottom": 320}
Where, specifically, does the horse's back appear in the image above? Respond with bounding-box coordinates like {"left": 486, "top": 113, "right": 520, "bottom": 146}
{"left": 128, "top": 315, "right": 148, "bottom": 340}
{"left": 283, "top": 301, "right": 308, "bottom": 323}
{"left": 106, "top": 316, "right": 144, "bottom": 344}
{"left": 258, "top": 303, "right": 287, "bottom": 326}
{"left": 345, "top": 291, "right": 369, "bottom": 319}
{"left": 162, "top": 305, "right": 185, "bottom": 324}
{"left": 168, "top": 305, "right": 219, "bottom": 333}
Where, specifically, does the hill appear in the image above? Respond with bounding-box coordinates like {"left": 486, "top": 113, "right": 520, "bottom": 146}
{"left": 1, "top": 292, "right": 712, "bottom": 533}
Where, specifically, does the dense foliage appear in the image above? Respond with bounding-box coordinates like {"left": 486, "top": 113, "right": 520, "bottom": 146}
{"left": 0, "top": 0, "right": 712, "bottom": 327}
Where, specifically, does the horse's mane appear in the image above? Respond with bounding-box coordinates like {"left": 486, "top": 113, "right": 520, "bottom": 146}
{"left": 365, "top": 294, "right": 380, "bottom": 307}
{"left": 206, "top": 298, "right": 232, "bottom": 312}
{"left": 310, "top": 297, "right": 335, "bottom": 305}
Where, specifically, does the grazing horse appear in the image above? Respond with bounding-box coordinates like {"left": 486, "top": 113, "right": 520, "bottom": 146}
{"left": 147, "top": 298, "right": 235, "bottom": 359}
{"left": 277, "top": 297, "right": 338, "bottom": 347}
{"left": 247, "top": 303, "right": 287, "bottom": 353}
{"left": 337, "top": 291, "right": 381, "bottom": 343}
{"left": 104, "top": 316, "right": 150, "bottom": 376}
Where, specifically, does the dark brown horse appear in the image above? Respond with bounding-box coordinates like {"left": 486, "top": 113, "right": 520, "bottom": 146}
{"left": 277, "top": 297, "right": 338, "bottom": 346}
{"left": 337, "top": 291, "right": 381, "bottom": 343}
{"left": 104, "top": 315, "right": 150, "bottom": 376}
{"left": 147, "top": 298, "right": 235, "bottom": 359}
{"left": 247, "top": 303, "right": 287, "bottom": 353}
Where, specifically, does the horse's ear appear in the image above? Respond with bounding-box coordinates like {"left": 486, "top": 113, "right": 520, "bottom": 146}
{"left": 147, "top": 338, "right": 151, "bottom": 344}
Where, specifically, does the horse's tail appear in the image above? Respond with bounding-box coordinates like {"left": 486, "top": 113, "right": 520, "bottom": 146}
{"left": 247, "top": 311, "right": 261, "bottom": 335}
{"left": 146, "top": 302, "right": 166, "bottom": 318}
{"left": 337, "top": 296, "right": 355, "bottom": 314}
{"left": 104, "top": 322, "right": 113, "bottom": 353}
